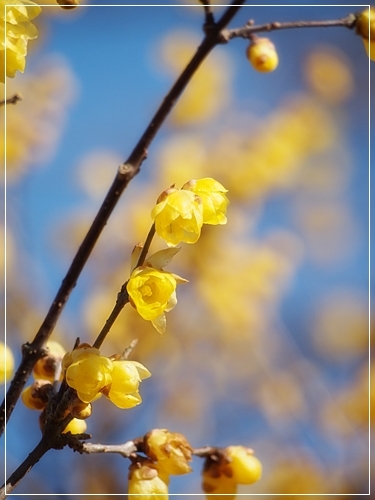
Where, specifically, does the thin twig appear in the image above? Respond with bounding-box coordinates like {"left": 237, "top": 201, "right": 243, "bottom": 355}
{"left": 200, "top": 0, "right": 215, "bottom": 31}
{"left": 0, "top": 0, "right": 245, "bottom": 435}
{"left": 221, "top": 14, "right": 357, "bottom": 41}
{"left": 0, "top": 93, "right": 22, "bottom": 107}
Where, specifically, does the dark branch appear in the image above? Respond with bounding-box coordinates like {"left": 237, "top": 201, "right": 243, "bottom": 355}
{"left": 0, "top": 93, "right": 22, "bottom": 107}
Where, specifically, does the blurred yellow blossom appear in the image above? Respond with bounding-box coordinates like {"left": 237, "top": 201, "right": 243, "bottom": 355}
{"left": 182, "top": 178, "right": 229, "bottom": 225}
{"left": 128, "top": 461, "right": 169, "bottom": 500}
{"left": 160, "top": 32, "right": 231, "bottom": 125}
{"left": 202, "top": 456, "right": 237, "bottom": 500}
{"left": 152, "top": 188, "right": 203, "bottom": 247}
{"left": 145, "top": 429, "right": 192, "bottom": 475}
{"left": 0, "top": 0, "right": 41, "bottom": 83}
{"left": 0, "top": 341, "right": 14, "bottom": 383}
{"left": 64, "top": 345, "right": 113, "bottom": 403}
{"left": 103, "top": 359, "right": 151, "bottom": 409}
{"left": 21, "top": 379, "right": 52, "bottom": 410}
{"left": 305, "top": 48, "right": 354, "bottom": 103}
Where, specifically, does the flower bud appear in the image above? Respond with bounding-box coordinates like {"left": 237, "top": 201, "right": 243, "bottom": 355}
{"left": 225, "top": 445, "right": 262, "bottom": 484}
{"left": 202, "top": 453, "right": 236, "bottom": 500}
{"left": 356, "top": 7, "right": 375, "bottom": 60}
{"left": 246, "top": 37, "right": 279, "bottom": 72}
{"left": 33, "top": 340, "right": 66, "bottom": 382}
{"left": 69, "top": 397, "right": 92, "bottom": 419}
{"left": 0, "top": 342, "right": 14, "bottom": 383}
{"left": 128, "top": 461, "right": 169, "bottom": 500}
{"left": 62, "top": 418, "right": 87, "bottom": 434}
{"left": 145, "top": 429, "right": 192, "bottom": 475}
{"left": 56, "top": 0, "right": 80, "bottom": 9}
{"left": 21, "top": 380, "right": 53, "bottom": 410}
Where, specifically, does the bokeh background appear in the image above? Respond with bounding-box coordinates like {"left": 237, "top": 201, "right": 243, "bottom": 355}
{"left": 2, "top": 0, "right": 372, "bottom": 497}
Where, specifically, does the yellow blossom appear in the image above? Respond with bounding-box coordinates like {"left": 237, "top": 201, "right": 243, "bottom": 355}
{"left": 104, "top": 360, "right": 151, "bottom": 409}
{"left": 202, "top": 466, "right": 237, "bottom": 500}
{"left": 247, "top": 37, "right": 279, "bottom": 72}
{"left": 127, "top": 265, "right": 186, "bottom": 334}
{"left": 145, "top": 429, "right": 192, "bottom": 475}
{"left": 0, "top": 341, "right": 14, "bottom": 383}
{"left": 226, "top": 446, "right": 262, "bottom": 484}
{"left": 64, "top": 346, "right": 113, "bottom": 403}
{"left": 0, "top": 0, "right": 42, "bottom": 83}
{"left": 151, "top": 188, "right": 203, "bottom": 247}
{"left": 182, "top": 178, "right": 229, "bottom": 225}
{"left": 62, "top": 418, "right": 87, "bottom": 435}
{"left": 128, "top": 461, "right": 169, "bottom": 500}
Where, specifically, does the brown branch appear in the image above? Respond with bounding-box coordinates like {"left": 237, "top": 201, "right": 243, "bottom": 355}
{"left": 0, "top": 0, "right": 245, "bottom": 435}
{"left": 0, "top": 93, "right": 22, "bottom": 107}
{"left": 221, "top": 13, "right": 357, "bottom": 41}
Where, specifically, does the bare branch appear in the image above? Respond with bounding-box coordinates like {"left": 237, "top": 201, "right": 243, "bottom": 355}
{"left": 221, "top": 13, "right": 357, "bottom": 41}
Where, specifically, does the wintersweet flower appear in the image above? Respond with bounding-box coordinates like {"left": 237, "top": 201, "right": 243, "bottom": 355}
{"left": 103, "top": 360, "right": 151, "bottom": 409}
{"left": 33, "top": 340, "right": 66, "bottom": 382}
{"left": 151, "top": 187, "right": 203, "bottom": 247}
{"left": 127, "top": 250, "right": 188, "bottom": 334}
{"left": 128, "top": 461, "right": 169, "bottom": 500}
{"left": 202, "top": 466, "right": 237, "bottom": 500}
{"left": 64, "top": 346, "right": 113, "bottom": 403}
{"left": 0, "top": 0, "right": 42, "bottom": 83}
{"left": 62, "top": 418, "right": 87, "bottom": 435}
{"left": 145, "top": 429, "right": 193, "bottom": 475}
{"left": 182, "top": 178, "right": 229, "bottom": 225}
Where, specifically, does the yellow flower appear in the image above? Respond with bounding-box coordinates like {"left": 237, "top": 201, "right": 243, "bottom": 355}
{"left": 62, "top": 418, "right": 87, "bottom": 435}
{"left": 64, "top": 346, "right": 113, "bottom": 403}
{"left": 246, "top": 37, "right": 279, "bottom": 72}
{"left": 202, "top": 467, "right": 237, "bottom": 500}
{"left": 128, "top": 461, "right": 169, "bottom": 500}
{"left": 104, "top": 360, "right": 151, "bottom": 409}
{"left": 226, "top": 446, "right": 262, "bottom": 484}
{"left": 356, "top": 7, "right": 375, "bottom": 61}
{"left": 127, "top": 264, "right": 187, "bottom": 334}
{"left": 0, "top": 0, "right": 42, "bottom": 83}
{"left": 151, "top": 188, "right": 203, "bottom": 247}
{"left": 145, "top": 429, "right": 192, "bottom": 475}
{"left": 0, "top": 341, "right": 14, "bottom": 383}
{"left": 182, "top": 178, "right": 229, "bottom": 225}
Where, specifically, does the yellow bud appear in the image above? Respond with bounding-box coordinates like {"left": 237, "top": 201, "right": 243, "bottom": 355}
{"left": 356, "top": 7, "right": 375, "bottom": 40}
{"left": 128, "top": 461, "right": 169, "bottom": 500}
{"left": 21, "top": 380, "right": 53, "bottom": 410}
{"left": 56, "top": 0, "right": 80, "bottom": 8}
{"left": 145, "top": 429, "right": 192, "bottom": 475}
{"left": 33, "top": 340, "right": 66, "bottom": 382}
{"left": 226, "top": 445, "right": 262, "bottom": 484}
{"left": 202, "top": 454, "right": 236, "bottom": 500}
{"left": 62, "top": 418, "right": 87, "bottom": 435}
{"left": 69, "top": 397, "right": 92, "bottom": 419}
{"left": 246, "top": 37, "right": 279, "bottom": 72}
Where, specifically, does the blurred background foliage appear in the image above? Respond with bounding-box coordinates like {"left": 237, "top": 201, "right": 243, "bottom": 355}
{"left": 1, "top": 1, "right": 371, "bottom": 497}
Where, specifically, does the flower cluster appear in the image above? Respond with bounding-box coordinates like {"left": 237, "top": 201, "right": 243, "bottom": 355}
{"left": 151, "top": 178, "right": 229, "bottom": 247}
{"left": 128, "top": 429, "right": 192, "bottom": 499}
{"left": 63, "top": 344, "right": 151, "bottom": 409}
{"left": 127, "top": 178, "right": 228, "bottom": 332}
{"left": 0, "top": 0, "right": 42, "bottom": 83}
{"left": 202, "top": 446, "right": 262, "bottom": 499}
